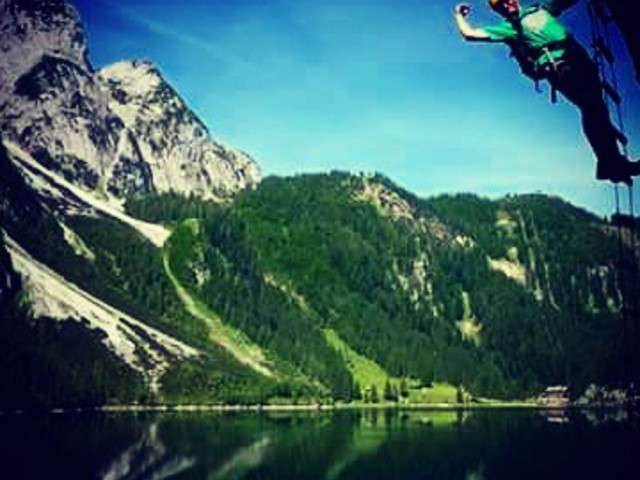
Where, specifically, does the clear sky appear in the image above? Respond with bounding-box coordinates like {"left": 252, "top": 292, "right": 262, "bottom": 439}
{"left": 70, "top": 0, "right": 640, "bottom": 216}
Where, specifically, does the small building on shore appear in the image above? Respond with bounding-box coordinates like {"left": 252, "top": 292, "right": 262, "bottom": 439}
{"left": 539, "top": 386, "right": 569, "bottom": 407}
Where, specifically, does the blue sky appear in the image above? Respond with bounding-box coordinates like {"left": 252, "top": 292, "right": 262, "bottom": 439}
{"left": 71, "top": 0, "right": 640, "bottom": 215}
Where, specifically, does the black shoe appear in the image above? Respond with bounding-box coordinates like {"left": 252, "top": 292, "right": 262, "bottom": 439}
{"left": 625, "top": 159, "right": 640, "bottom": 177}
{"left": 596, "top": 158, "right": 639, "bottom": 186}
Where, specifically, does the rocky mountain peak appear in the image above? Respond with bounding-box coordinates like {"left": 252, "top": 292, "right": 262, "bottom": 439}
{"left": 0, "top": 0, "right": 89, "bottom": 86}
{"left": 100, "top": 61, "right": 165, "bottom": 101}
{"left": 0, "top": 0, "right": 261, "bottom": 200}
{"left": 97, "top": 59, "right": 260, "bottom": 198}
{"left": 98, "top": 60, "right": 208, "bottom": 137}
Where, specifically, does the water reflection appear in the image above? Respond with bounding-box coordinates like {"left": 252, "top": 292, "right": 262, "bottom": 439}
{"left": 0, "top": 409, "right": 638, "bottom": 480}
{"left": 464, "top": 464, "right": 485, "bottom": 480}
{"left": 209, "top": 435, "right": 270, "bottom": 480}
{"left": 100, "top": 423, "right": 195, "bottom": 480}
{"left": 539, "top": 408, "right": 570, "bottom": 424}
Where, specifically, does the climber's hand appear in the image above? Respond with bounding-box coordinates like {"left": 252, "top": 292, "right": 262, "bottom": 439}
{"left": 456, "top": 4, "right": 471, "bottom": 16}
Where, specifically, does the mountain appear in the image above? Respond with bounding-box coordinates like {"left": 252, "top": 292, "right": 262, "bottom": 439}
{"left": 1, "top": 0, "right": 638, "bottom": 410}
{"left": 0, "top": 0, "right": 260, "bottom": 199}
{"left": 0, "top": 139, "right": 295, "bottom": 409}
{"left": 2, "top": 124, "right": 638, "bottom": 408}
{"left": 124, "top": 174, "right": 639, "bottom": 400}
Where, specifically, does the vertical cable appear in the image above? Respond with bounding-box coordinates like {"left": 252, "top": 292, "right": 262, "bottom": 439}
{"left": 628, "top": 178, "right": 639, "bottom": 397}
{"left": 614, "top": 186, "right": 631, "bottom": 388}
{"left": 588, "top": 0, "right": 638, "bottom": 397}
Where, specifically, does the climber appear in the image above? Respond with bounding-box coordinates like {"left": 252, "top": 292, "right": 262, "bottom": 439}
{"left": 454, "top": 0, "right": 640, "bottom": 185}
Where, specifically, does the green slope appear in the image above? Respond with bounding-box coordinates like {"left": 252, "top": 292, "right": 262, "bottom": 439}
{"left": 127, "top": 173, "right": 637, "bottom": 400}
{"left": 163, "top": 220, "right": 275, "bottom": 378}
{"left": 3, "top": 133, "right": 636, "bottom": 407}
{"left": 322, "top": 328, "right": 389, "bottom": 395}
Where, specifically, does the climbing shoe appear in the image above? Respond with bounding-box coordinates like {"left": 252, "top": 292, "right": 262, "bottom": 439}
{"left": 596, "top": 158, "right": 640, "bottom": 186}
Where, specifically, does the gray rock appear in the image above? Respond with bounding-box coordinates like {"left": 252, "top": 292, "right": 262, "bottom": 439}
{"left": 0, "top": 0, "right": 261, "bottom": 199}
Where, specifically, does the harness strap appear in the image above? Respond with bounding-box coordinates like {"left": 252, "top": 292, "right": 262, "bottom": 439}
{"left": 540, "top": 46, "right": 565, "bottom": 104}
{"left": 510, "top": 4, "right": 575, "bottom": 104}
{"left": 513, "top": 37, "right": 575, "bottom": 103}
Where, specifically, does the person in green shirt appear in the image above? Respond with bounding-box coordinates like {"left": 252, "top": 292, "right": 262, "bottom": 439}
{"left": 454, "top": 0, "right": 640, "bottom": 185}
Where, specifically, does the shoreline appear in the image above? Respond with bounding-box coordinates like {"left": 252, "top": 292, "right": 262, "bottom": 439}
{"left": 2, "top": 401, "right": 632, "bottom": 416}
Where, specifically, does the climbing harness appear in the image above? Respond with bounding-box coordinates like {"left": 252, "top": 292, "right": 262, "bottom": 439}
{"left": 588, "top": 0, "right": 639, "bottom": 401}
{"left": 540, "top": 46, "right": 563, "bottom": 103}
{"left": 507, "top": 4, "right": 571, "bottom": 104}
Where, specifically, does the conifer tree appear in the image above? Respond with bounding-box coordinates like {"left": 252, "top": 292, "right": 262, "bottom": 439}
{"left": 400, "top": 377, "right": 409, "bottom": 398}
{"left": 371, "top": 385, "right": 379, "bottom": 403}
{"left": 384, "top": 379, "right": 393, "bottom": 402}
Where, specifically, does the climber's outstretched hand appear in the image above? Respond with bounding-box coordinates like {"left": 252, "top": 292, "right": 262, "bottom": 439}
{"left": 455, "top": 4, "right": 471, "bottom": 17}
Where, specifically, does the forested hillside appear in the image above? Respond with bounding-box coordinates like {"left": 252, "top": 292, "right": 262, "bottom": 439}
{"left": 1, "top": 0, "right": 637, "bottom": 410}
{"left": 125, "top": 172, "right": 637, "bottom": 400}
{"left": 2, "top": 149, "right": 637, "bottom": 406}
{"left": 0, "top": 141, "right": 320, "bottom": 408}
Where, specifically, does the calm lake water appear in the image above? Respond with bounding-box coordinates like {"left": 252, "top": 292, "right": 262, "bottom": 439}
{"left": 0, "top": 409, "right": 638, "bottom": 479}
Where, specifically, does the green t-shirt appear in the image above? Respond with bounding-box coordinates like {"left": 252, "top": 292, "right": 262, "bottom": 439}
{"left": 480, "top": 1, "right": 574, "bottom": 67}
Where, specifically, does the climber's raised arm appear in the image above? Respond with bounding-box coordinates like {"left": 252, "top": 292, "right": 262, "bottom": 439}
{"left": 454, "top": 4, "right": 492, "bottom": 42}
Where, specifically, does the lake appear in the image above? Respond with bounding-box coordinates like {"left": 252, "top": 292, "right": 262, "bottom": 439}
{"left": 0, "top": 409, "right": 638, "bottom": 479}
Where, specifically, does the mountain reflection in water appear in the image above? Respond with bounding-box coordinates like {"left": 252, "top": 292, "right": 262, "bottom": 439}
{"left": 0, "top": 409, "right": 638, "bottom": 479}
{"left": 100, "top": 423, "right": 195, "bottom": 480}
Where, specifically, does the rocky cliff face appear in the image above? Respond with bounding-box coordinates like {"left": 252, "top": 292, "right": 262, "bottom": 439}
{"left": 99, "top": 61, "right": 260, "bottom": 198}
{"left": 0, "top": 0, "right": 261, "bottom": 198}
{"left": 0, "top": 0, "right": 112, "bottom": 189}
